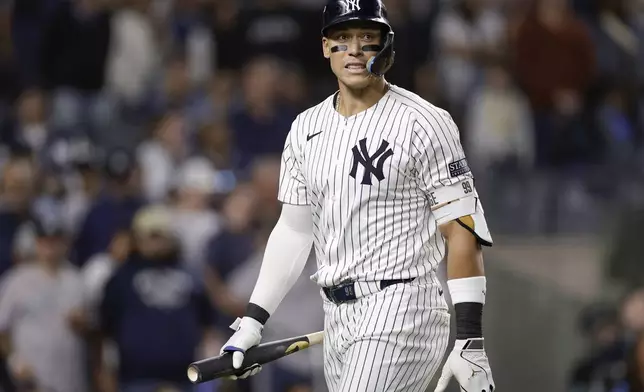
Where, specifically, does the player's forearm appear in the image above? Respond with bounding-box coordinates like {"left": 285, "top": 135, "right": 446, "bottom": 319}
{"left": 441, "top": 221, "right": 487, "bottom": 340}
{"left": 245, "top": 204, "right": 313, "bottom": 325}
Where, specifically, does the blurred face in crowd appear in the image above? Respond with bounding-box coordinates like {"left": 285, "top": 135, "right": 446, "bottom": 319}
{"left": 251, "top": 157, "right": 280, "bottom": 203}
{"left": 109, "top": 230, "right": 132, "bottom": 262}
{"left": 164, "top": 59, "right": 191, "bottom": 102}
{"left": 279, "top": 67, "right": 307, "bottom": 106}
{"left": 17, "top": 90, "right": 45, "bottom": 125}
{"left": 323, "top": 22, "right": 384, "bottom": 91}
{"left": 622, "top": 289, "right": 644, "bottom": 333}
{"left": 242, "top": 57, "right": 280, "bottom": 109}
{"left": 136, "top": 230, "right": 176, "bottom": 260}
{"left": 1, "top": 159, "right": 36, "bottom": 211}
{"left": 222, "top": 185, "right": 257, "bottom": 232}
{"left": 177, "top": 187, "right": 211, "bottom": 210}
{"left": 36, "top": 235, "right": 67, "bottom": 265}
{"left": 199, "top": 122, "right": 230, "bottom": 160}
{"left": 209, "top": 72, "right": 236, "bottom": 106}
{"left": 485, "top": 65, "right": 511, "bottom": 91}
{"left": 155, "top": 113, "right": 186, "bottom": 155}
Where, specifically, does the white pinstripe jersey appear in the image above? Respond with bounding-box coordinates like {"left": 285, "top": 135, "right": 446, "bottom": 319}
{"left": 278, "top": 84, "right": 477, "bottom": 287}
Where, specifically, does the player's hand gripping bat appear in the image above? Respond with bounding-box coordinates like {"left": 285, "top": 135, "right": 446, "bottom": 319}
{"left": 187, "top": 330, "right": 324, "bottom": 383}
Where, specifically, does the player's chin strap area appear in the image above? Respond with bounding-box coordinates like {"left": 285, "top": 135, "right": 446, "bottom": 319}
{"left": 431, "top": 179, "right": 493, "bottom": 247}
{"left": 329, "top": 31, "right": 395, "bottom": 76}
{"left": 367, "top": 31, "right": 395, "bottom": 76}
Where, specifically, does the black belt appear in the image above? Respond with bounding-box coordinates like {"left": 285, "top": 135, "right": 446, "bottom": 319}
{"left": 323, "top": 278, "right": 415, "bottom": 304}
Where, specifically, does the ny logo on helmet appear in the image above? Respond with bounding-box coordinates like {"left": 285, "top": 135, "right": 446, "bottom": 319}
{"left": 339, "top": 0, "right": 361, "bottom": 13}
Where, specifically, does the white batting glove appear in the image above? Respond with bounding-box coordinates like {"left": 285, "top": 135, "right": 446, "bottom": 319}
{"left": 434, "top": 338, "right": 495, "bottom": 392}
{"left": 220, "top": 317, "right": 263, "bottom": 380}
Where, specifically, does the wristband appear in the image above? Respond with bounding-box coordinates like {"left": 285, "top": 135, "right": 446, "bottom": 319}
{"left": 448, "top": 276, "right": 486, "bottom": 339}
{"left": 245, "top": 302, "right": 270, "bottom": 325}
{"left": 447, "top": 276, "right": 486, "bottom": 305}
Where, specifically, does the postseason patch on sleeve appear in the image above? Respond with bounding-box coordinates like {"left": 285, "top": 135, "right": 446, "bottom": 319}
{"left": 448, "top": 158, "right": 470, "bottom": 178}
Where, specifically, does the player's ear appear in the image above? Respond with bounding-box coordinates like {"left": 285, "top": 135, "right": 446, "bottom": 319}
{"left": 322, "top": 38, "right": 331, "bottom": 59}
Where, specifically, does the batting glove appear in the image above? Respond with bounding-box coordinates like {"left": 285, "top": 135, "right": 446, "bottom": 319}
{"left": 220, "top": 317, "right": 263, "bottom": 380}
{"left": 434, "top": 338, "right": 495, "bottom": 392}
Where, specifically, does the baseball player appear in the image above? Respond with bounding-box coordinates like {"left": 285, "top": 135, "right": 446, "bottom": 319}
{"left": 220, "top": 1, "right": 496, "bottom": 391}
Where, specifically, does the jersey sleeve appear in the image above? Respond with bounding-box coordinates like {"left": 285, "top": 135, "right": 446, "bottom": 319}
{"left": 411, "top": 107, "right": 473, "bottom": 197}
{"left": 277, "top": 117, "right": 309, "bottom": 205}
{"left": 411, "top": 107, "right": 493, "bottom": 245}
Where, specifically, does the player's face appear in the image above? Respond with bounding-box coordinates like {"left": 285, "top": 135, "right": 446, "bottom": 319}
{"left": 323, "top": 24, "right": 383, "bottom": 90}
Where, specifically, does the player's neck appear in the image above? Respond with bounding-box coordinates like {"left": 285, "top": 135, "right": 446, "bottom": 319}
{"left": 336, "top": 78, "right": 388, "bottom": 117}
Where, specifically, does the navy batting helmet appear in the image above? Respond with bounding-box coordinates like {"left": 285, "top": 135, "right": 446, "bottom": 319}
{"left": 321, "top": 0, "right": 395, "bottom": 76}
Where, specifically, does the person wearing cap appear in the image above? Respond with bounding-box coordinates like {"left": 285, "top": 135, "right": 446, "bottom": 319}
{"left": 0, "top": 217, "right": 89, "bottom": 392}
{"left": 98, "top": 205, "right": 216, "bottom": 392}
{"left": 170, "top": 157, "right": 222, "bottom": 274}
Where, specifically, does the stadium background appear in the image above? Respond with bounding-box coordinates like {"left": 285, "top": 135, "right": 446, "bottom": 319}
{"left": 0, "top": 0, "right": 643, "bottom": 391}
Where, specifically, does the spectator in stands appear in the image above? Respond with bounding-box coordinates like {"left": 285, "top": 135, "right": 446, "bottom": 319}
{"left": 167, "top": 0, "right": 213, "bottom": 87}
{"left": 613, "top": 331, "right": 644, "bottom": 392}
{"left": 0, "top": 155, "right": 36, "bottom": 276}
{"left": 137, "top": 112, "right": 188, "bottom": 202}
{"left": 0, "top": 89, "right": 49, "bottom": 159}
{"left": 230, "top": 56, "right": 295, "bottom": 175}
{"left": 205, "top": 183, "right": 258, "bottom": 324}
{"left": 72, "top": 148, "right": 144, "bottom": 267}
{"left": 209, "top": 0, "right": 243, "bottom": 72}
{"left": 105, "top": 0, "right": 160, "bottom": 109}
{"left": 464, "top": 60, "right": 534, "bottom": 174}
{"left": 189, "top": 73, "right": 237, "bottom": 131}
{"left": 9, "top": 0, "right": 58, "bottom": 90}
{"left": 147, "top": 55, "right": 208, "bottom": 134}
{"left": 170, "top": 157, "right": 222, "bottom": 273}
{"left": 434, "top": 0, "right": 507, "bottom": 124}
{"left": 249, "top": 155, "right": 281, "bottom": 225}
{"left": 586, "top": 0, "right": 642, "bottom": 156}
{"left": 514, "top": 0, "right": 597, "bottom": 167}
{"left": 82, "top": 229, "right": 132, "bottom": 327}
{"left": 0, "top": 217, "right": 88, "bottom": 392}
{"left": 380, "top": 0, "right": 419, "bottom": 91}
{"left": 598, "top": 87, "right": 638, "bottom": 171}
{"left": 225, "top": 223, "right": 321, "bottom": 392}
{"left": 40, "top": 0, "right": 115, "bottom": 133}
{"left": 99, "top": 204, "right": 215, "bottom": 392}
{"left": 233, "top": 0, "right": 312, "bottom": 69}
{"left": 196, "top": 120, "right": 233, "bottom": 173}
{"left": 569, "top": 302, "right": 627, "bottom": 392}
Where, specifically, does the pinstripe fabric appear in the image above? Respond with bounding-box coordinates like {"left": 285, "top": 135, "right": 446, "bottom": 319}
{"left": 322, "top": 281, "right": 451, "bottom": 392}
{"left": 277, "top": 84, "right": 476, "bottom": 390}
{"left": 277, "top": 85, "right": 473, "bottom": 292}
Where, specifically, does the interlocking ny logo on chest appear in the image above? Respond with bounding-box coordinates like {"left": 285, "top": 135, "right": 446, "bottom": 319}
{"left": 349, "top": 138, "right": 394, "bottom": 185}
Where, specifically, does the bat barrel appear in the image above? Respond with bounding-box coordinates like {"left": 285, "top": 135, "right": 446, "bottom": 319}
{"left": 187, "top": 353, "right": 236, "bottom": 383}
{"left": 187, "top": 331, "right": 324, "bottom": 384}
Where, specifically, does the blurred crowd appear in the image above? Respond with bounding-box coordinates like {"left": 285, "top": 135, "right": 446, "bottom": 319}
{"left": 0, "top": 0, "right": 642, "bottom": 391}
{"left": 570, "top": 289, "right": 644, "bottom": 392}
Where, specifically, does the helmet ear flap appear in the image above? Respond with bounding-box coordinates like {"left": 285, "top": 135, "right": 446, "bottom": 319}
{"left": 366, "top": 31, "right": 395, "bottom": 76}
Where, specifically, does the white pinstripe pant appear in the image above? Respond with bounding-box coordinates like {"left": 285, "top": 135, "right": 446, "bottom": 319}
{"left": 321, "top": 280, "right": 450, "bottom": 392}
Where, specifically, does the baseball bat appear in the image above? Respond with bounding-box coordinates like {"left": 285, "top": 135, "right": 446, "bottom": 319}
{"left": 187, "top": 330, "right": 324, "bottom": 384}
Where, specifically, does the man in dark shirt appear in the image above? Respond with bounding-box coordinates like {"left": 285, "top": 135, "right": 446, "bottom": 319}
{"left": 100, "top": 204, "right": 216, "bottom": 392}
{"left": 72, "top": 148, "right": 144, "bottom": 267}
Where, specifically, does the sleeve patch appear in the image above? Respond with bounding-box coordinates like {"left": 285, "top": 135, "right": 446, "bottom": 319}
{"left": 448, "top": 158, "right": 470, "bottom": 178}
